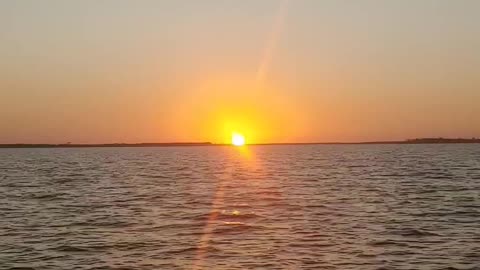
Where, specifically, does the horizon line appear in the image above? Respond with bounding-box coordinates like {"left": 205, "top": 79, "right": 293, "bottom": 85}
{"left": 1, "top": 138, "right": 479, "bottom": 148}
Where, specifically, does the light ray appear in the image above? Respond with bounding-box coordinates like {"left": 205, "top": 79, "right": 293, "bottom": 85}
{"left": 256, "top": 0, "right": 291, "bottom": 83}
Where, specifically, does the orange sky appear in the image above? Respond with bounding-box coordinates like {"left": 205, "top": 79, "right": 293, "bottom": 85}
{"left": 1, "top": 1, "right": 479, "bottom": 144}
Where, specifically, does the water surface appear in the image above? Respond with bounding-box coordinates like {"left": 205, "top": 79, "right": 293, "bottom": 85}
{"left": 1, "top": 145, "right": 479, "bottom": 269}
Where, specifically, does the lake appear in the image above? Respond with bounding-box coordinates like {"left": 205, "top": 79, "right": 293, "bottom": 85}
{"left": 1, "top": 145, "right": 479, "bottom": 269}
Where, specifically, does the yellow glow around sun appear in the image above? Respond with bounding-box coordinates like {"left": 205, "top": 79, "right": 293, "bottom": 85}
{"left": 232, "top": 133, "right": 246, "bottom": 146}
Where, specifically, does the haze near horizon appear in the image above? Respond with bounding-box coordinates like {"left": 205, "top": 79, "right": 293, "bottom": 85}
{"left": 1, "top": 0, "right": 479, "bottom": 144}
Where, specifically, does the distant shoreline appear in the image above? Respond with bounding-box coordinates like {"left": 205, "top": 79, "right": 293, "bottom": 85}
{"left": 0, "top": 142, "right": 213, "bottom": 148}
{"left": 1, "top": 138, "right": 479, "bottom": 148}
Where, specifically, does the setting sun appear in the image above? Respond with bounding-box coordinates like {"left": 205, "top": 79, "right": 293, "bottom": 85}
{"left": 231, "top": 133, "right": 246, "bottom": 146}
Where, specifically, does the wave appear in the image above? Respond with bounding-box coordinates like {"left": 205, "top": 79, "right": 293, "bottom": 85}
{"left": 54, "top": 245, "right": 90, "bottom": 252}
{"left": 165, "top": 245, "right": 221, "bottom": 255}
{"left": 211, "top": 223, "right": 262, "bottom": 235}
{"left": 390, "top": 228, "right": 441, "bottom": 237}
{"left": 368, "top": 240, "right": 409, "bottom": 247}
{"left": 193, "top": 210, "right": 261, "bottom": 222}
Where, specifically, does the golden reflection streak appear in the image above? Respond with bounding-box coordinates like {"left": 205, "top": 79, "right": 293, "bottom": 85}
{"left": 191, "top": 145, "right": 259, "bottom": 270}
{"left": 191, "top": 169, "right": 227, "bottom": 270}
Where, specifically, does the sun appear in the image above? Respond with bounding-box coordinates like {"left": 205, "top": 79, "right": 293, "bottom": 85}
{"left": 231, "top": 133, "right": 246, "bottom": 146}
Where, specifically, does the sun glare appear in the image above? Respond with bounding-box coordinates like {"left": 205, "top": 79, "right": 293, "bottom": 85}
{"left": 232, "top": 133, "right": 246, "bottom": 146}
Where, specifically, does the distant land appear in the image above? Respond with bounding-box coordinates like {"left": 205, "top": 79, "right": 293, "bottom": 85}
{"left": 0, "top": 138, "right": 479, "bottom": 148}
{"left": 0, "top": 142, "right": 213, "bottom": 148}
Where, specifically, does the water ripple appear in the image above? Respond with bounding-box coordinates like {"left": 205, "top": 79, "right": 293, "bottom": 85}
{"left": 1, "top": 145, "right": 479, "bottom": 269}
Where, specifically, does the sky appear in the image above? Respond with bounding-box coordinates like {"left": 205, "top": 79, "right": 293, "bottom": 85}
{"left": 1, "top": 0, "right": 479, "bottom": 144}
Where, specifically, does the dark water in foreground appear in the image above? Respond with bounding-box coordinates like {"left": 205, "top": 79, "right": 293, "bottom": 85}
{"left": 1, "top": 145, "right": 479, "bottom": 270}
